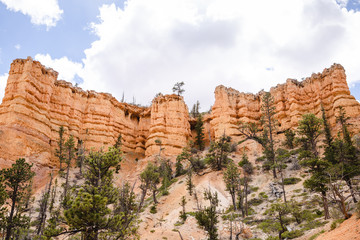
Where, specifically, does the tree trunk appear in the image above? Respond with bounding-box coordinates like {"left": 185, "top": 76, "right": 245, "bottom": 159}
{"left": 280, "top": 170, "right": 287, "bottom": 203}
{"left": 5, "top": 187, "right": 18, "bottom": 240}
{"left": 153, "top": 189, "right": 158, "bottom": 204}
{"left": 345, "top": 178, "right": 357, "bottom": 203}
{"left": 231, "top": 192, "right": 237, "bottom": 211}
{"left": 321, "top": 191, "right": 330, "bottom": 219}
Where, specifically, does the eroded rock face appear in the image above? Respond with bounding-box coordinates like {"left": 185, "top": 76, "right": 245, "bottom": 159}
{"left": 145, "top": 94, "right": 190, "bottom": 156}
{"left": 0, "top": 58, "right": 359, "bottom": 168}
{"left": 209, "top": 64, "right": 360, "bottom": 142}
{"left": 0, "top": 58, "right": 189, "bottom": 167}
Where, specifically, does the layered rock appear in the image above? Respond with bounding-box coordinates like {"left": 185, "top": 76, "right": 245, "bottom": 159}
{"left": 0, "top": 58, "right": 189, "bottom": 167}
{"left": 0, "top": 58, "right": 359, "bottom": 168}
{"left": 145, "top": 94, "right": 190, "bottom": 156}
{"left": 209, "top": 64, "right": 360, "bottom": 142}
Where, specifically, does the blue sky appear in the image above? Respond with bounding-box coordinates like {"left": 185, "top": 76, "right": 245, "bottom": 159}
{"left": 0, "top": 0, "right": 360, "bottom": 109}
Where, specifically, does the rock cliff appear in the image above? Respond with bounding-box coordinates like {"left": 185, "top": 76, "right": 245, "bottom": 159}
{"left": 0, "top": 57, "right": 190, "bottom": 167}
{"left": 209, "top": 63, "right": 360, "bottom": 142}
{"left": 0, "top": 58, "right": 359, "bottom": 168}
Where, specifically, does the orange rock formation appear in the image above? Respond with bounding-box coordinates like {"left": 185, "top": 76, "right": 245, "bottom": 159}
{"left": 0, "top": 58, "right": 359, "bottom": 168}
{"left": 209, "top": 63, "right": 360, "bottom": 142}
{"left": 0, "top": 57, "right": 190, "bottom": 167}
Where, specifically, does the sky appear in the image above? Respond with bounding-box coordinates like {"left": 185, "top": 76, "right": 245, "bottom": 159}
{"left": 0, "top": 0, "right": 360, "bottom": 111}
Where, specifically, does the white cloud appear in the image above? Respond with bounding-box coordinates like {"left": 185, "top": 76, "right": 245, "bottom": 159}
{"left": 0, "top": 73, "right": 8, "bottom": 104}
{"left": 0, "top": 0, "right": 63, "bottom": 28}
{"left": 37, "top": 0, "right": 360, "bottom": 109}
{"left": 34, "top": 54, "right": 83, "bottom": 84}
{"left": 14, "top": 44, "right": 21, "bottom": 50}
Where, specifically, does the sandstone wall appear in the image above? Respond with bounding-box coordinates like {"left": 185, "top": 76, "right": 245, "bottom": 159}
{"left": 209, "top": 64, "right": 360, "bottom": 142}
{"left": 0, "top": 58, "right": 359, "bottom": 168}
{"left": 145, "top": 94, "right": 190, "bottom": 156}
{"left": 0, "top": 58, "right": 189, "bottom": 167}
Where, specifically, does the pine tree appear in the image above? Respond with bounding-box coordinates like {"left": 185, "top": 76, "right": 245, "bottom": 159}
{"left": 63, "top": 147, "right": 131, "bottom": 239}
{"left": 335, "top": 106, "right": 359, "bottom": 203}
{"left": 172, "top": 82, "right": 185, "bottom": 96}
{"left": 205, "top": 134, "right": 231, "bottom": 170}
{"left": 36, "top": 172, "right": 53, "bottom": 237}
{"left": 284, "top": 129, "right": 296, "bottom": 149}
{"left": 186, "top": 169, "right": 194, "bottom": 196}
{"left": 0, "top": 174, "right": 7, "bottom": 234}
{"left": 238, "top": 152, "right": 253, "bottom": 216}
{"left": 179, "top": 196, "right": 187, "bottom": 222}
{"left": 223, "top": 160, "right": 240, "bottom": 211}
{"left": 110, "top": 182, "right": 139, "bottom": 239}
{"left": 1, "top": 158, "right": 35, "bottom": 240}
{"left": 260, "top": 92, "right": 277, "bottom": 178}
{"left": 63, "top": 135, "right": 75, "bottom": 206}
{"left": 139, "top": 162, "right": 160, "bottom": 208}
{"left": 265, "top": 201, "right": 291, "bottom": 240}
{"left": 76, "top": 139, "right": 85, "bottom": 175}
{"left": 276, "top": 148, "right": 290, "bottom": 203}
{"left": 195, "top": 189, "right": 219, "bottom": 240}
{"left": 55, "top": 126, "right": 65, "bottom": 171}
{"left": 195, "top": 114, "right": 205, "bottom": 150}
{"left": 238, "top": 92, "right": 278, "bottom": 178}
{"left": 297, "top": 113, "right": 330, "bottom": 219}
{"left": 114, "top": 133, "right": 122, "bottom": 151}
{"left": 321, "top": 105, "right": 336, "bottom": 165}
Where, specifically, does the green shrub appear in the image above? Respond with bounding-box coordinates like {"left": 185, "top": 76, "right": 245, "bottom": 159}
{"left": 150, "top": 205, "right": 157, "bottom": 214}
{"left": 248, "top": 198, "right": 264, "bottom": 206}
{"left": 259, "top": 192, "right": 268, "bottom": 199}
{"left": 283, "top": 177, "right": 301, "bottom": 185}
{"left": 282, "top": 229, "right": 304, "bottom": 239}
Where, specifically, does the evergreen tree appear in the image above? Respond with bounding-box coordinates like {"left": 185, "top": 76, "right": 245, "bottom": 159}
{"left": 55, "top": 126, "right": 65, "bottom": 171}
{"left": 195, "top": 189, "right": 219, "bottom": 240}
{"left": 139, "top": 162, "right": 160, "bottom": 207}
{"left": 321, "top": 105, "right": 336, "bottom": 165}
{"left": 223, "top": 160, "right": 240, "bottom": 211}
{"left": 36, "top": 172, "right": 53, "bottom": 237}
{"left": 205, "top": 134, "right": 232, "bottom": 170}
{"left": 1, "top": 158, "right": 35, "bottom": 240}
{"left": 284, "top": 129, "right": 296, "bottom": 149}
{"left": 239, "top": 92, "right": 278, "bottom": 178}
{"left": 63, "top": 135, "right": 75, "bottom": 206}
{"left": 0, "top": 174, "right": 7, "bottom": 234}
{"left": 114, "top": 133, "right": 122, "bottom": 151}
{"left": 179, "top": 196, "right": 187, "bottom": 223}
{"left": 195, "top": 114, "right": 205, "bottom": 150}
{"left": 172, "top": 82, "right": 185, "bottom": 96}
{"left": 276, "top": 148, "right": 290, "bottom": 203}
{"left": 260, "top": 92, "right": 277, "bottom": 178}
{"left": 63, "top": 147, "right": 131, "bottom": 239}
{"left": 265, "top": 201, "right": 291, "bottom": 240}
{"left": 175, "top": 155, "right": 185, "bottom": 177}
{"left": 238, "top": 152, "right": 253, "bottom": 216}
{"left": 76, "top": 139, "right": 85, "bottom": 175}
{"left": 186, "top": 169, "right": 194, "bottom": 196}
{"left": 335, "top": 106, "right": 359, "bottom": 203}
{"left": 110, "top": 182, "right": 139, "bottom": 239}
{"left": 297, "top": 113, "right": 330, "bottom": 219}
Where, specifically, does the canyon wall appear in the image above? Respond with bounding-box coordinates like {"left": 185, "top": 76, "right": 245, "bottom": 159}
{"left": 209, "top": 63, "right": 360, "bottom": 142}
{"left": 0, "top": 58, "right": 359, "bottom": 168}
{"left": 0, "top": 57, "right": 190, "bottom": 167}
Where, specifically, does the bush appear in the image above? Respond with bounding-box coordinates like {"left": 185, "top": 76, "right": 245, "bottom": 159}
{"left": 282, "top": 229, "right": 304, "bottom": 239}
{"left": 248, "top": 198, "right": 264, "bottom": 206}
{"left": 283, "top": 177, "right": 301, "bottom": 185}
{"left": 259, "top": 192, "right": 268, "bottom": 199}
{"left": 150, "top": 205, "right": 157, "bottom": 214}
